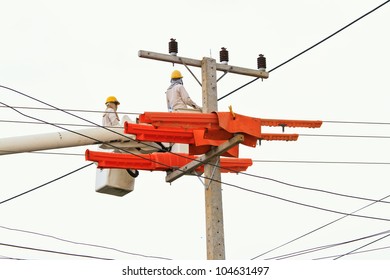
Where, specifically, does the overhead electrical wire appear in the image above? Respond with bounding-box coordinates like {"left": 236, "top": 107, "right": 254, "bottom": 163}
{"left": 217, "top": 0, "right": 390, "bottom": 101}
{"left": 251, "top": 193, "right": 390, "bottom": 259}
{"left": 0, "top": 104, "right": 141, "bottom": 116}
{"left": 0, "top": 242, "right": 113, "bottom": 260}
{"left": 253, "top": 159, "right": 390, "bottom": 165}
{"left": 313, "top": 245, "right": 390, "bottom": 260}
{"left": 3, "top": 105, "right": 390, "bottom": 127}
{"left": 4, "top": 118, "right": 390, "bottom": 140}
{"left": 0, "top": 163, "right": 93, "bottom": 205}
{"left": 333, "top": 232, "right": 390, "bottom": 260}
{"left": 264, "top": 228, "right": 390, "bottom": 260}
{"left": 0, "top": 225, "right": 172, "bottom": 260}
{"left": 224, "top": 180, "right": 390, "bottom": 222}
{"left": 2, "top": 96, "right": 390, "bottom": 217}
{"left": 3, "top": 86, "right": 390, "bottom": 262}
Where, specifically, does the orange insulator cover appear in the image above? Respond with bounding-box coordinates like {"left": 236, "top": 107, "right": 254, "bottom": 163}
{"left": 85, "top": 150, "right": 252, "bottom": 173}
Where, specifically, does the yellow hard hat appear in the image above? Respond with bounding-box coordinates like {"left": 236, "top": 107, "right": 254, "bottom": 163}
{"left": 171, "top": 70, "right": 183, "bottom": 79}
{"left": 105, "top": 96, "right": 120, "bottom": 105}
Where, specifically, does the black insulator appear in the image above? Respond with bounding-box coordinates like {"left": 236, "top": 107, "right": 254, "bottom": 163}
{"left": 220, "top": 47, "right": 229, "bottom": 64}
{"left": 169, "top": 38, "right": 178, "bottom": 55}
{"left": 257, "top": 54, "right": 266, "bottom": 70}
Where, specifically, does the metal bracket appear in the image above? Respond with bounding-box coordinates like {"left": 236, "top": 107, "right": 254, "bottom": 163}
{"left": 165, "top": 134, "right": 244, "bottom": 183}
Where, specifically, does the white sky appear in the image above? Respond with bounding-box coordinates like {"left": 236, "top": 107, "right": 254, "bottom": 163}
{"left": 1, "top": 0, "right": 390, "bottom": 261}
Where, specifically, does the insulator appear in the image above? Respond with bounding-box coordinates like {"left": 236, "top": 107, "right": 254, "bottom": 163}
{"left": 169, "top": 38, "right": 178, "bottom": 56}
{"left": 220, "top": 47, "right": 229, "bottom": 64}
{"left": 257, "top": 54, "right": 266, "bottom": 71}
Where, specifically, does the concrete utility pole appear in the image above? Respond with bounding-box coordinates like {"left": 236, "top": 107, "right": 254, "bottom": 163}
{"left": 138, "top": 49, "right": 268, "bottom": 259}
{"left": 201, "top": 57, "right": 225, "bottom": 259}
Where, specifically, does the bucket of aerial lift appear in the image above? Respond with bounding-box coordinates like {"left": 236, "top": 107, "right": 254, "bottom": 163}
{"left": 95, "top": 167, "right": 135, "bottom": 197}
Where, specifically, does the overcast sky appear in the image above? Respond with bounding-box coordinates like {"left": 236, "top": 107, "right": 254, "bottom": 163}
{"left": 1, "top": 0, "right": 390, "bottom": 262}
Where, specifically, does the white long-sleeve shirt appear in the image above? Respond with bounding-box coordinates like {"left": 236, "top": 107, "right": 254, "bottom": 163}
{"left": 165, "top": 84, "right": 200, "bottom": 111}
{"left": 102, "top": 108, "right": 120, "bottom": 126}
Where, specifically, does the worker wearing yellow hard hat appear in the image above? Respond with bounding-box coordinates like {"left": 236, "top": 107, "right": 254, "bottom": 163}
{"left": 165, "top": 70, "right": 201, "bottom": 112}
{"left": 170, "top": 69, "right": 183, "bottom": 79}
{"left": 102, "top": 96, "right": 120, "bottom": 126}
{"left": 105, "top": 96, "right": 120, "bottom": 105}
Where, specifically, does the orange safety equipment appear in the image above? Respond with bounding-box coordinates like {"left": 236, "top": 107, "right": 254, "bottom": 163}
{"left": 105, "top": 96, "right": 120, "bottom": 105}
{"left": 85, "top": 150, "right": 253, "bottom": 173}
{"left": 171, "top": 70, "right": 183, "bottom": 79}
{"left": 123, "top": 111, "right": 322, "bottom": 157}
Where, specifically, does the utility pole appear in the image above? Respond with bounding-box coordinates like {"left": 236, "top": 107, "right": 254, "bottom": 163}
{"left": 201, "top": 57, "right": 225, "bottom": 259}
{"left": 138, "top": 48, "right": 268, "bottom": 260}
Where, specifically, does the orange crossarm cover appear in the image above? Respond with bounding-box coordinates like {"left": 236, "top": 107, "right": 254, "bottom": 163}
{"left": 139, "top": 112, "right": 322, "bottom": 131}
{"left": 125, "top": 122, "right": 195, "bottom": 144}
{"left": 260, "top": 133, "right": 299, "bottom": 141}
{"left": 85, "top": 150, "right": 252, "bottom": 173}
{"left": 260, "top": 119, "right": 322, "bottom": 128}
{"left": 139, "top": 112, "right": 219, "bottom": 129}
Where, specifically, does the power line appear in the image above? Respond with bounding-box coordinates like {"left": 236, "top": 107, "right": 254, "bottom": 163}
{"left": 334, "top": 232, "right": 390, "bottom": 260}
{"left": 2, "top": 87, "right": 390, "bottom": 222}
{"left": 4, "top": 107, "right": 390, "bottom": 127}
{"left": 217, "top": 0, "right": 390, "bottom": 101}
{"left": 0, "top": 163, "right": 93, "bottom": 205}
{"left": 265, "top": 229, "right": 390, "bottom": 260}
{"left": 301, "top": 133, "right": 390, "bottom": 139}
{"left": 0, "top": 225, "right": 172, "bottom": 260}
{"left": 240, "top": 170, "right": 390, "bottom": 205}
{"left": 223, "top": 181, "right": 390, "bottom": 222}
{"left": 5, "top": 100, "right": 390, "bottom": 220}
{"left": 0, "top": 104, "right": 141, "bottom": 116}
{"left": 324, "top": 120, "right": 390, "bottom": 126}
{"left": 251, "top": 193, "right": 390, "bottom": 259}
{"left": 253, "top": 159, "right": 390, "bottom": 165}
{"left": 5, "top": 117, "right": 390, "bottom": 140}
{"left": 313, "top": 244, "right": 390, "bottom": 260}
{"left": 0, "top": 242, "right": 112, "bottom": 260}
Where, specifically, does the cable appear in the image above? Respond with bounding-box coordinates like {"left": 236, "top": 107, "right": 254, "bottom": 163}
{"left": 0, "top": 225, "right": 172, "bottom": 260}
{"left": 241, "top": 170, "right": 390, "bottom": 205}
{"left": 3, "top": 103, "right": 389, "bottom": 223}
{"left": 251, "top": 193, "right": 390, "bottom": 259}
{"left": 0, "top": 255, "right": 24, "bottom": 260}
{"left": 0, "top": 104, "right": 141, "bottom": 116}
{"left": 253, "top": 159, "right": 390, "bottom": 165}
{"left": 324, "top": 120, "right": 390, "bottom": 126}
{"left": 224, "top": 180, "right": 390, "bottom": 222}
{"left": 0, "top": 163, "right": 93, "bottom": 205}
{"left": 0, "top": 101, "right": 387, "bottom": 221}
{"left": 0, "top": 119, "right": 99, "bottom": 128}
{"left": 266, "top": 229, "right": 390, "bottom": 260}
{"left": 4, "top": 108, "right": 390, "bottom": 127}
{"left": 301, "top": 133, "right": 390, "bottom": 139}
{"left": 0, "top": 86, "right": 191, "bottom": 171}
{"left": 2, "top": 86, "right": 390, "bottom": 221}
{"left": 4, "top": 100, "right": 390, "bottom": 217}
{"left": 5, "top": 117, "right": 390, "bottom": 140}
{"left": 334, "top": 232, "right": 390, "bottom": 260}
{"left": 0, "top": 242, "right": 112, "bottom": 260}
{"left": 217, "top": 0, "right": 390, "bottom": 101}
{"left": 5, "top": 118, "right": 390, "bottom": 140}
{"left": 313, "top": 245, "right": 390, "bottom": 260}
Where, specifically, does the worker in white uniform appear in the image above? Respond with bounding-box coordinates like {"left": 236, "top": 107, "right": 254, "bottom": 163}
{"left": 102, "top": 96, "right": 120, "bottom": 126}
{"left": 101, "top": 96, "right": 139, "bottom": 178}
{"left": 165, "top": 70, "right": 201, "bottom": 112}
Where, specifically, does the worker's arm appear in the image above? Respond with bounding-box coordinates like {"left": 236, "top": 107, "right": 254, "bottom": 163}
{"left": 178, "top": 85, "right": 201, "bottom": 109}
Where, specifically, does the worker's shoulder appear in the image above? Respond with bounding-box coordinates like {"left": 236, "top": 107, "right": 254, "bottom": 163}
{"left": 105, "top": 107, "right": 115, "bottom": 113}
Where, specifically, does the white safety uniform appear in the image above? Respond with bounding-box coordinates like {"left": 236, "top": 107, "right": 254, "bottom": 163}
{"left": 165, "top": 84, "right": 200, "bottom": 112}
{"left": 102, "top": 108, "right": 120, "bottom": 126}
